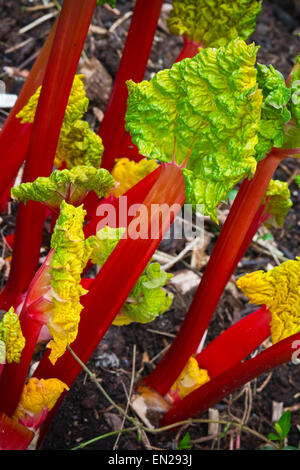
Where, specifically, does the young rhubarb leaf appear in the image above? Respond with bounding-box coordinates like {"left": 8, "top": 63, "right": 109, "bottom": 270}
{"left": 111, "top": 157, "right": 158, "bottom": 198}
{"left": 46, "top": 201, "right": 92, "bottom": 364}
{"left": 169, "top": 356, "right": 210, "bottom": 401}
{"left": 282, "top": 53, "right": 300, "bottom": 152}
{"left": 86, "top": 226, "right": 174, "bottom": 325}
{"left": 86, "top": 225, "right": 126, "bottom": 267}
{"left": 167, "top": 0, "right": 262, "bottom": 47}
{"left": 11, "top": 166, "right": 115, "bottom": 211}
{"left": 0, "top": 308, "right": 25, "bottom": 364}
{"left": 255, "top": 64, "right": 291, "bottom": 161}
{"left": 17, "top": 75, "right": 104, "bottom": 169}
{"left": 125, "top": 38, "right": 262, "bottom": 222}
{"left": 236, "top": 258, "right": 300, "bottom": 344}
{"left": 288, "top": 53, "right": 300, "bottom": 127}
{"left": 13, "top": 377, "right": 69, "bottom": 430}
{"left": 263, "top": 179, "right": 292, "bottom": 228}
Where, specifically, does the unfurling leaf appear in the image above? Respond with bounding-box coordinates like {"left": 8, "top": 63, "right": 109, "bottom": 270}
{"left": 46, "top": 201, "right": 91, "bottom": 364}
{"left": 255, "top": 64, "right": 291, "bottom": 161}
{"left": 167, "top": 0, "right": 262, "bottom": 47}
{"left": 86, "top": 227, "right": 174, "bottom": 326}
{"left": 0, "top": 308, "right": 25, "bottom": 364}
{"left": 86, "top": 225, "right": 126, "bottom": 267}
{"left": 114, "top": 263, "right": 173, "bottom": 325}
{"left": 126, "top": 38, "right": 262, "bottom": 222}
{"left": 13, "top": 378, "right": 69, "bottom": 430}
{"left": 236, "top": 258, "right": 300, "bottom": 344}
{"left": 170, "top": 357, "right": 210, "bottom": 401}
{"left": 11, "top": 166, "right": 115, "bottom": 210}
{"left": 111, "top": 158, "right": 158, "bottom": 198}
{"left": 263, "top": 179, "right": 292, "bottom": 228}
{"left": 17, "top": 75, "right": 104, "bottom": 169}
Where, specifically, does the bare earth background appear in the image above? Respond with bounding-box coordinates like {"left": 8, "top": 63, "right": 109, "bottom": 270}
{"left": 0, "top": 0, "right": 299, "bottom": 450}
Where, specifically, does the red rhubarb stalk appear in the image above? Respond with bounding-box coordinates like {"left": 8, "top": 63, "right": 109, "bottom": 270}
{"left": 0, "top": 0, "right": 97, "bottom": 311}
{"left": 144, "top": 151, "right": 284, "bottom": 395}
{"left": 99, "top": 0, "right": 164, "bottom": 172}
{"left": 0, "top": 411, "right": 34, "bottom": 450}
{"left": 175, "top": 36, "right": 203, "bottom": 62}
{"left": 195, "top": 306, "right": 271, "bottom": 378}
{"left": 0, "top": 252, "right": 53, "bottom": 416}
{"left": 33, "top": 163, "right": 186, "bottom": 434}
{"left": 0, "top": 20, "right": 58, "bottom": 198}
{"left": 161, "top": 332, "right": 300, "bottom": 426}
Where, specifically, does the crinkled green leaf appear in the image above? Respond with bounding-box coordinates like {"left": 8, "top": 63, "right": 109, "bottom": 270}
{"left": 282, "top": 53, "right": 300, "bottom": 152}
{"left": 255, "top": 64, "right": 291, "bottom": 161}
{"left": 0, "top": 307, "right": 25, "bottom": 363}
{"left": 118, "top": 262, "right": 173, "bottom": 325}
{"left": 88, "top": 227, "right": 173, "bottom": 325}
{"left": 295, "top": 174, "right": 300, "bottom": 187}
{"left": 125, "top": 38, "right": 262, "bottom": 222}
{"left": 97, "top": 0, "right": 116, "bottom": 7}
{"left": 11, "top": 166, "right": 115, "bottom": 210}
{"left": 167, "top": 0, "right": 262, "bottom": 47}
{"left": 86, "top": 226, "right": 126, "bottom": 267}
{"left": 288, "top": 54, "right": 300, "bottom": 127}
{"left": 263, "top": 179, "right": 292, "bottom": 228}
{"left": 17, "top": 75, "right": 104, "bottom": 169}
{"left": 56, "top": 119, "right": 104, "bottom": 169}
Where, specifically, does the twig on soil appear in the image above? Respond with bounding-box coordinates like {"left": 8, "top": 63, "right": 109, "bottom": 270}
{"left": 161, "top": 236, "right": 204, "bottom": 271}
{"left": 109, "top": 11, "right": 133, "bottom": 34}
{"left": 25, "top": 3, "right": 56, "bottom": 12}
{"left": 67, "top": 346, "right": 280, "bottom": 451}
{"left": 113, "top": 344, "right": 137, "bottom": 449}
{"left": 5, "top": 38, "right": 34, "bottom": 54}
{"left": 19, "top": 12, "right": 58, "bottom": 35}
{"left": 256, "top": 372, "right": 273, "bottom": 393}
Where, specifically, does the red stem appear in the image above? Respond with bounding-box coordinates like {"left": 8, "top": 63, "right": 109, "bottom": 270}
{"left": 99, "top": 0, "right": 164, "bottom": 172}
{"left": 0, "top": 20, "right": 58, "bottom": 198}
{"left": 0, "top": 0, "right": 97, "bottom": 311}
{"left": 0, "top": 254, "right": 52, "bottom": 416}
{"left": 0, "top": 411, "right": 34, "bottom": 450}
{"left": 33, "top": 163, "right": 186, "bottom": 439}
{"left": 195, "top": 306, "right": 271, "bottom": 378}
{"left": 144, "top": 152, "right": 283, "bottom": 395}
{"left": 175, "top": 36, "right": 203, "bottom": 62}
{"left": 161, "top": 332, "right": 300, "bottom": 426}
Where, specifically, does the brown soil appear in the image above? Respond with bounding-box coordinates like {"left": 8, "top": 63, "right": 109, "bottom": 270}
{"left": 0, "top": 0, "right": 299, "bottom": 451}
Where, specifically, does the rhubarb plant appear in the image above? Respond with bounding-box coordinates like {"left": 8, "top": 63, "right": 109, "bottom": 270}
{"left": 1, "top": 0, "right": 300, "bottom": 451}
